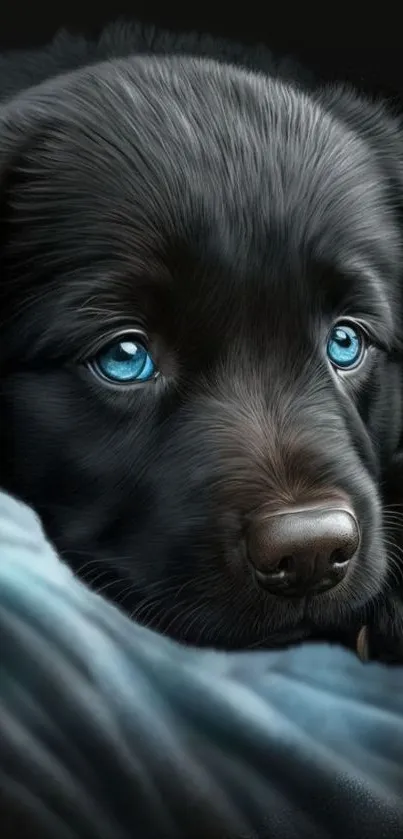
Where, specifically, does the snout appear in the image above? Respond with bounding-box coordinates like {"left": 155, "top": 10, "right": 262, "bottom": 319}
{"left": 247, "top": 500, "right": 360, "bottom": 597}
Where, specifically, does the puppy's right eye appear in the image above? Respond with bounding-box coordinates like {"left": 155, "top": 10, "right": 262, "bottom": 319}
{"left": 326, "top": 320, "right": 366, "bottom": 371}
{"left": 87, "top": 332, "right": 158, "bottom": 385}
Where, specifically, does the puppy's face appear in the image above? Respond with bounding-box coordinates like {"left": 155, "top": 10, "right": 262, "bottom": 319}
{"left": 1, "top": 57, "right": 403, "bottom": 649}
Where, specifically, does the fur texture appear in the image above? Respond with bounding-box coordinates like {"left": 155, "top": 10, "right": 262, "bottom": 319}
{"left": 1, "top": 22, "right": 403, "bottom": 654}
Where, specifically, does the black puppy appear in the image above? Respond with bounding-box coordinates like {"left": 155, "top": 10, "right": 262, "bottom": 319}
{"left": 1, "top": 24, "right": 403, "bottom": 657}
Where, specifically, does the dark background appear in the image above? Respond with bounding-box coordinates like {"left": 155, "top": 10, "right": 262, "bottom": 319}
{"left": 0, "top": 3, "right": 401, "bottom": 99}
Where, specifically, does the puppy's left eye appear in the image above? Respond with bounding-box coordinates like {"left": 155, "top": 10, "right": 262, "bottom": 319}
{"left": 326, "top": 320, "right": 365, "bottom": 370}
{"left": 88, "top": 333, "right": 158, "bottom": 384}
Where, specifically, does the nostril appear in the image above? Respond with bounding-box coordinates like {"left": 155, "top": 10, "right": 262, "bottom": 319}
{"left": 329, "top": 548, "right": 350, "bottom": 567}
{"left": 276, "top": 555, "right": 294, "bottom": 573}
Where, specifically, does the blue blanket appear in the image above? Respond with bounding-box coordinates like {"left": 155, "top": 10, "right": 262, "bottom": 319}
{"left": 1, "top": 490, "right": 403, "bottom": 838}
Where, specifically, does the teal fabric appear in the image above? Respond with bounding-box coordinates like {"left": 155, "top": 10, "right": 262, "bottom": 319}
{"left": 1, "top": 489, "right": 403, "bottom": 838}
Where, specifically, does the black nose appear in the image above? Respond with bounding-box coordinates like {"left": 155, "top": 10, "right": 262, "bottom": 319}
{"left": 247, "top": 503, "right": 359, "bottom": 596}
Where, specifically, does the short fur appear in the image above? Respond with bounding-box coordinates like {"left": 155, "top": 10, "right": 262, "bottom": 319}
{"left": 1, "top": 22, "right": 403, "bottom": 654}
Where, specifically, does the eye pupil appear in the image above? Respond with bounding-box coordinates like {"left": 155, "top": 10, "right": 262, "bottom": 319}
{"left": 326, "top": 322, "right": 364, "bottom": 370}
{"left": 90, "top": 334, "right": 157, "bottom": 384}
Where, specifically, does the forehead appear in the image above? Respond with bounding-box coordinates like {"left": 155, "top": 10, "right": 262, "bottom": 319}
{"left": 9, "top": 56, "right": 399, "bottom": 350}
{"left": 65, "top": 66, "right": 395, "bottom": 241}
{"left": 17, "top": 55, "right": 395, "bottom": 252}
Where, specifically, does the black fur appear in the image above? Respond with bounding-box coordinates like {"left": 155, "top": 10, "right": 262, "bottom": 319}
{"left": 1, "top": 22, "right": 403, "bottom": 654}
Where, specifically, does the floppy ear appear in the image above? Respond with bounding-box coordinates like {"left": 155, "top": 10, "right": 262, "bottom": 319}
{"left": 321, "top": 86, "right": 403, "bottom": 438}
{"left": 327, "top": 91, "right": 403, "bottom": 659}
{"left": 0, "top": 87, "right": 65, "bottom": 365}
{"left": 318, "top": 85, "right": 403, "bottom": 201}
{"left": 324, "top": 86, "right": 403, "bottom": 308}
{"left": 0, "top": 87, "right": 56, "bottom": 186}
{"left": 319, "top": 87, "right": 403, "bottom": 321}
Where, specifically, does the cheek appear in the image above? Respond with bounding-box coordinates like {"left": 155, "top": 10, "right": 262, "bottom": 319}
{"left": 329, "top": 353, "right": 398, "bottom": 479}
{"left": 329, "top": 346, "right": 377, "bottom": 418}
{"left": 364, "top": 361, "right": 402, "bottom": 463}
{"left": 337, "top": 353, "right": 402, "bottom": 479}
{"left": 0, "top": 371, "right": 156, "bottom": 498}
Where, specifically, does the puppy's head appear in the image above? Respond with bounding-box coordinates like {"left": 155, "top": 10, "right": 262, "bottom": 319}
{"left": 1, "top": 56, "right": 403, "bottom": 649}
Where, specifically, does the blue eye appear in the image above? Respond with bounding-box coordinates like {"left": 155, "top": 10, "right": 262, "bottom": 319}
{"left": 326, "top": 321, "right": 365, "bottom": 370}
{"left": 90, "top": 334, "right": 157, "bottom": 384}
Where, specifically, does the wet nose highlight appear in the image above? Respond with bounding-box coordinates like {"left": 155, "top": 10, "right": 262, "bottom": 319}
{"left": 248, "top": 503, "right": 359, "bottom": 596}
